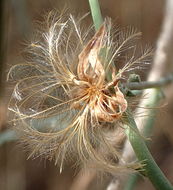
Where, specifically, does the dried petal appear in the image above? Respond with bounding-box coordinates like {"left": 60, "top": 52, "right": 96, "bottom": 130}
{"left": 90, "top": 85, "right": 127, "bottom": 123}
{"left": 77, "top": 24, "right": 106, "bottom": 86}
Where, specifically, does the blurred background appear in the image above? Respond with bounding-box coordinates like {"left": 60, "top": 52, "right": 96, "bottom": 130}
{"left": 0, "top": 0, "right": 173, "bottom": 189}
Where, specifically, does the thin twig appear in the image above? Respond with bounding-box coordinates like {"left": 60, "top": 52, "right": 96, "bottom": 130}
{"left": 124, "top": 73, "right": 173, "bottom": 90}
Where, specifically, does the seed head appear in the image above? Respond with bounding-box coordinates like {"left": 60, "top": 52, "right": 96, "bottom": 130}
{"left": 8, "top": 12, "right": 152, "bottom": 173}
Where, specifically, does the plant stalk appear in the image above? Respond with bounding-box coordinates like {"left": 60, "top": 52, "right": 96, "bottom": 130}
{"left": 88, "top": 0, "right": 103, "bottom": 30}
{"left": 124, "top": 73, "right": 173, "bottom": 90}
{"left": 125, "top": 109, "right": 173, "bottom": 190}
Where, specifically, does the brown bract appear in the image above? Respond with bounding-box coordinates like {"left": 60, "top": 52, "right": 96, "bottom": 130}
{"left": 73, "top": 24, "right": 127, "bottom": 123}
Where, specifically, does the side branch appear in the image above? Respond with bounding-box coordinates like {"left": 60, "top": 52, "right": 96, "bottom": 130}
{"left": 124, "top": 73, "right": 173, "bottom": 90}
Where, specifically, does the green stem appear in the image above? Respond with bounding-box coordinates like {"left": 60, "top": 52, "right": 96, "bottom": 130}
{"left": 88, "top": 0, "right": 103, "bottom": 30}
{"left": 124, "top": 89, "right": 164, "bottom": 190}
{"left": 125, "top": 109, "right": 173, "bottom": 190}
{"left": 124, "top": 73, "right": 173, "bottom": 90}
{"left": 88, "top": 1, "right": 173, "bottom": 189}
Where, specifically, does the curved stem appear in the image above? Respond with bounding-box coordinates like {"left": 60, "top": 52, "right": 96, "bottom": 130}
{"left": 125, "top": 110, "right": 173, "bottom": 190}
{"left": 123, "top": 89, "right": 163, "bottom": 190}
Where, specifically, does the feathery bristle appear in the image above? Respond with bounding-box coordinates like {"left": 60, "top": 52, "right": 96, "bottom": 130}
{"left": 8, "top": 12, "right": 152, "bottom": 174}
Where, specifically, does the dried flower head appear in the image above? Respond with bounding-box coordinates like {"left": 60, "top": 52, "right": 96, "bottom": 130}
{"left": 8, "top": 12, "right": 152, "bottom": 173}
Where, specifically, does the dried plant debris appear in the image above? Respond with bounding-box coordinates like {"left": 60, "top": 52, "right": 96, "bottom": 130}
{"left": 8, "top": 12, "right": 152, "bottom": 174}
